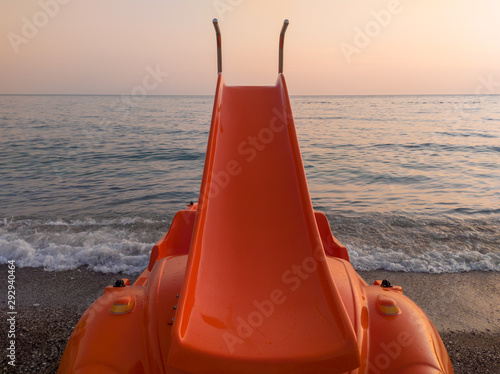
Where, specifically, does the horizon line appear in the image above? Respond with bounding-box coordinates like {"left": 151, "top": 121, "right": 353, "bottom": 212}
{"left": 1, "top": 93, "right": 499, "bottom": 97}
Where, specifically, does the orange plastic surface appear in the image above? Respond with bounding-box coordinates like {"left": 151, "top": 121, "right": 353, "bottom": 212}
{"left": 147, "top": 206, "right": 197, "bottom": 271}
{"left": 167, "top": 74, "right": 359, "bottom": 373}
{"left": 58, "top": 72, "right": 453, "bottom": 373}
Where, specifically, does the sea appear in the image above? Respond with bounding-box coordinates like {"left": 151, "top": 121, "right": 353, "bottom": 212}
{"left": 0, "top": 94, "right": 499, "bottom": 274}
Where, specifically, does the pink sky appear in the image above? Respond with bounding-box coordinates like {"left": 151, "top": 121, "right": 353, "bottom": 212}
{"left": 1, "top": 0, "right": 499, "bottom": 95}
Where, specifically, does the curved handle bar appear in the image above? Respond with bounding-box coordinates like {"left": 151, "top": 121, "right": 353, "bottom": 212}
{"left": 279, "top": 19, "right": 289, "bottom": 74}
{"left": 212, "top": 19, "right": 290, "bottom": 75}
{"left": 213, "top": 19, "right": 222, "bottom": 73}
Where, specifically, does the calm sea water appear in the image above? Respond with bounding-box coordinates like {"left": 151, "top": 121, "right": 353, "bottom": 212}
{"left": 0, "top": 94, "right": 499, "bottom": 273}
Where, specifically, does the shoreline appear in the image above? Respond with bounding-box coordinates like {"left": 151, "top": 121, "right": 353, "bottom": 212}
{"left": 1, "top": 265, "right": 499, "bottom": 373}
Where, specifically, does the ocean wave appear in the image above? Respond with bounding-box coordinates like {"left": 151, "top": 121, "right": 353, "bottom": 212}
{"left": 1, "top": 215, "right": 499, "bottom": 274}
{"left": 0, "top": 217, "right": 169, "bottom": 274}
{"left": 349, "top": 245, "right": 500, "bottom": 273}
{"left": 436, "top": 131, "right": 498, "bottom": 139}
{"left": 0, "top": 236, "right": 150, "bottom": 274}
{"left": 3, "top": 216, "right": 167, "bottom": 227}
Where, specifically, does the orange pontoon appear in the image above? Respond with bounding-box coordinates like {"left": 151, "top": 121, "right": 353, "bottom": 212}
{"left": 58, "top": 20, "right": 453, "bottom": 374}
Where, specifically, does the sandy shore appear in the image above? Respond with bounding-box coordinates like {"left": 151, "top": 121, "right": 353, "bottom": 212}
{"left": 1, "top": 265, "right": 499, "bottom": 373}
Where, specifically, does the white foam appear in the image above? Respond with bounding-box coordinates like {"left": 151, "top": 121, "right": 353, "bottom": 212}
{"left": 348, "top": 245, "right": 500, "bottom": 273}
{"left": 0, "top": 218, "right": 159, "bottom": 274}
{"left": 0, "top": 236, "right": 152, "bottom": 274}
{"left": 1, "top": 217, "right": 499, "bottom": 274}
{"left": 22, "top": 217, "right": 165, "bottom": 227}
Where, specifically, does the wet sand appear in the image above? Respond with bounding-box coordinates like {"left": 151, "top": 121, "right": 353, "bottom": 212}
{"left": 1, "top": 265, "right": 499, "bottom": 373}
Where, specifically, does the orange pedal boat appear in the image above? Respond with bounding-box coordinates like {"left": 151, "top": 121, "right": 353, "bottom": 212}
{"left": 58, "top": 20, "right": 454, "bottom": 374}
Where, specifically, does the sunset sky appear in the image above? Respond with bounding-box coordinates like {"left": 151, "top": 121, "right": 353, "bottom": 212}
{"left": 1, "top": 0, "right": 499, "bottom": 95}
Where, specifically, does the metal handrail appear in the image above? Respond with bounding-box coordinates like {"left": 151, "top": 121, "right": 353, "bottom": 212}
{"left": 213, "top": 19, "right": 222, "bottom": 73}
{"left": 279, "top": 19, "right": 289, "bottom": 74}
{"left": 213, "top": 19, "right": 289, "bottom": 74}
